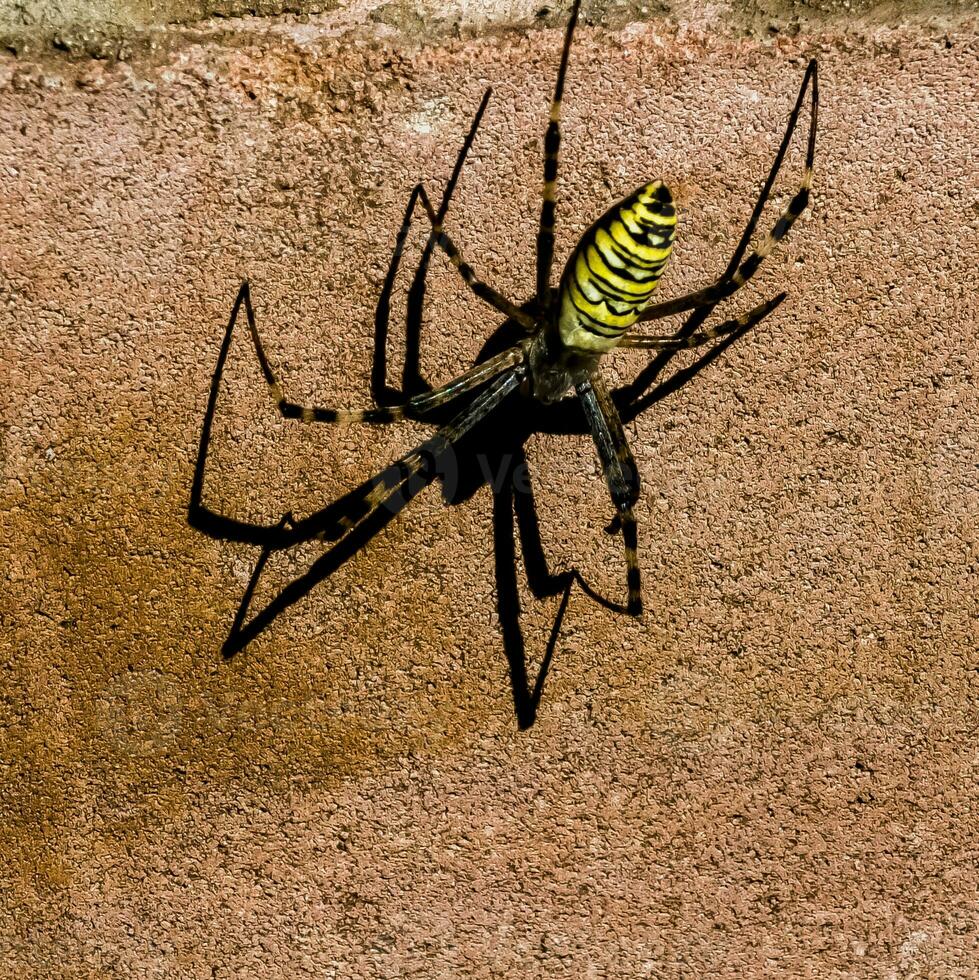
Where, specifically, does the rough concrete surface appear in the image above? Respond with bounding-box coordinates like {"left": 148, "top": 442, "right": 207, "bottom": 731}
{"left": 1, "top": 0, "right": 978, "bottom": 976}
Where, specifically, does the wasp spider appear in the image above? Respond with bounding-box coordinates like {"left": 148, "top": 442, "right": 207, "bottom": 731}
{"left": 239, "top": 0, "right": 818, "bottom": 620}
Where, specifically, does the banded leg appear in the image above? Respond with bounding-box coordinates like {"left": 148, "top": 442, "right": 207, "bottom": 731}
{"left": 310, "top": 366, "right": 525, "bottom": 538}
{"left": 637, "top": 59, "right": 818, "bottom": 324}
{"left": 577, "top": 375, "right": 643, "bottom": 614}
{"left": 536, "top": 0, "right": 581, "bottom": 304}
{"left": 619, "top": 292, "right": 786, "bottom": 349}
{"left": 416, "top": 185, "right": 537, "bottom": 331}
{"left": 246, "top": 296, "right": 525, "bottom": 423}
{"left": 247, "top": 89, "right": 503, "bottom": 423}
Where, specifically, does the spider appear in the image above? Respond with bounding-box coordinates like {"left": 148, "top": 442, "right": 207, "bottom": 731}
{"left": 235, "top": 0, "right": 818, "bottom": 629}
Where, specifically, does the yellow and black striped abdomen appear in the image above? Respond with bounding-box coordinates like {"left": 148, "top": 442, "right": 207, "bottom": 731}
{"left": 558, "top": 181, "right": 676, "bottom": 352}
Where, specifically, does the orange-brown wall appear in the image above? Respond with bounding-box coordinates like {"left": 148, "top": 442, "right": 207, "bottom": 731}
{"left": 2, "top": 3, "right": 977, "bottom": 975}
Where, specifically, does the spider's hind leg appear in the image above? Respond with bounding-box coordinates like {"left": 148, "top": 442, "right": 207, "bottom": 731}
{"left": 535, "top": 0, "right": 581, "bottom": 304}
{"left": 247, "top": 295, "right": 524, "bottom": 426}
{"left": 636, "top": 58, "right": 818, "bottom": 325}
{"left": 576, "top": 375, "right": 643, "bottom": 615}
{"left": 619, "top": 292, "right": 787, "bottom": 350}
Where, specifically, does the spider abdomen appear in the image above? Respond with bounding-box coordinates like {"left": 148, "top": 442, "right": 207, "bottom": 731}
{"left": 558, "top": 180, "right": 676, "bottom": 352}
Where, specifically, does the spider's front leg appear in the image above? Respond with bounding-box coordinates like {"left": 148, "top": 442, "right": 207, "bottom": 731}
{"left": 415, "top": 185, "right": 536, "bottom": 332}
{"left": 576, "top": 375, "right": 643, "bottom": 616}
{"left": 535, "top": 0, "right": 581, "bottom": 303}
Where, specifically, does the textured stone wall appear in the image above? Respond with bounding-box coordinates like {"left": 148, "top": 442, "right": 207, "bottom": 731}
{"left": 2, "top": 0, "right": 977, "bottom": 975}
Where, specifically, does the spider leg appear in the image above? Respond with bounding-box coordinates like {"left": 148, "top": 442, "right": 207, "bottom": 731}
{"left": 309, "top": 365, "right": 526, "bottom": 539}
{"left": 619, "top": 292, "right": 786, "bottom": 349}
{"left": 536, "top": 0, "right": 581, "bottom": 304}
{"left": 394, "top": 87, "right": 531, "bottom": 329}
{"left": 416, "top": 185, "right": 537, "bottom": 331}
{"left": 576, "top": 375, "right": 643, "bottom": 615}
{"left": 243, "top": 280, "right": 524, "bottom": 423}
{"left": 637, "top": 59, "right": 818, "bottom": 324}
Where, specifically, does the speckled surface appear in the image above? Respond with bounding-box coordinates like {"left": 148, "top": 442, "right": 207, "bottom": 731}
{"left": 1, "top": 5, "right": 977, "bottom": 976}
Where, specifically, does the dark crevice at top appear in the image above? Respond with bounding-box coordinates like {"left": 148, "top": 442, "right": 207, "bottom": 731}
{"left": 1, "top": 0, "right": 974, "bottom": 65}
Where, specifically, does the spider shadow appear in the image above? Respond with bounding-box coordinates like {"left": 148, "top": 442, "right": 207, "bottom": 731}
{"left": 188, "top": 205, "right": 755, "bottom": 730}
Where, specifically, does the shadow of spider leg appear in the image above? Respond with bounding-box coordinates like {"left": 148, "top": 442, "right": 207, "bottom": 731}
{"left": 186, "top": 282, "right": 454, "bottom": 655}
{"left": 190, "top": 272, "right": 526, "bottom": 658}
{"left": 493, "top": 448, "right": 566, "bottom": 730}
{"left": 189, "top": 91, "right": 523, "bottom": 654}
{"left": 392, "top": 89, "right": 495, "bottom": 399}
{"left": 493, "top": 441, "right": 619, "bottom": 730}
